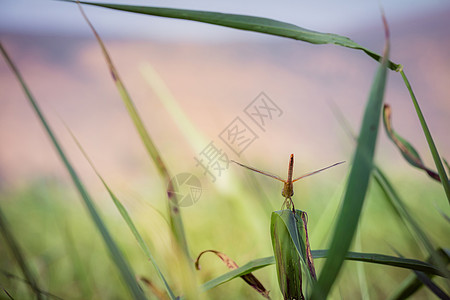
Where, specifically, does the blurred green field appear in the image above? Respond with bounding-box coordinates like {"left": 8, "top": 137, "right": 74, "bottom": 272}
{"left": 1, "top": 2, "right": 449, "bottom": 299}
{"left": 1, "top": 167, "right": 447, "bottom": 299}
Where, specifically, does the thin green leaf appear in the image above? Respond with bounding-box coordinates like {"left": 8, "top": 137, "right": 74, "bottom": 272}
{"left": 200, "top": 256, "right": 275, "bottom": 292}
{"left": 400, "top": 71, "right": 450, "bottom": 203}
{"left": 200, "top": 250, "right": 444, "bottom": 292}
{"left": 383, "top": 104, "right": 445, "bottom": 183}
{"left": 0, "top": 43, "right": 146, "bottom": 300}
{"left": 70, "top": 133, "right": 176, "bottom": 300}
{"left": 0, "top": 207, "right": 44, "bottom": 300}
{"left": 61, "top": 0, "right": 400, "bottom": 70}
{"left": 311, "top": 15, "right": 391, "bottom": 300}
{"left": 74, "top": 0, "right": 191, "bottom": 262}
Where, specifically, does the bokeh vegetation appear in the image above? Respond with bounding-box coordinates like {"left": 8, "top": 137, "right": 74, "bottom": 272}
{"left": 1, "top": 2, "right": 448, "bottom": 299}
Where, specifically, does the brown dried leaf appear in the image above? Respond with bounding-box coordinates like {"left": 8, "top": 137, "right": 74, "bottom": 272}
{"left": 140, "top": 276, "right": 170, "bottom": 300}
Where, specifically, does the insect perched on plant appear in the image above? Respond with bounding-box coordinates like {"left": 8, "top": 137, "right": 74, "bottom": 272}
{"left": 232, "top": 154, "right": 344, "bottom": 212}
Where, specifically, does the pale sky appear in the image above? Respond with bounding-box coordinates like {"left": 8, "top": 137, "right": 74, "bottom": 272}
{"left": 1, "top": 0, "right": 449, "bottom": 41}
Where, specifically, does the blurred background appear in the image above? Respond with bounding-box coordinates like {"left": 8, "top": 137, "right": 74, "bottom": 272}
{"left": 1, "top": 0, "right": 449, "bottom": 299}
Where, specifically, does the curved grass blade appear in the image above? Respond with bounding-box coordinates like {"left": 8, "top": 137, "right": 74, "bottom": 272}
{"left": 70, "top": 133, "right": 176, "bottom": 300}
{"left": 74, "top": 2, "right": 191, "bottom": 266}
{"left": 399, "top": 71, "right": 450, "bottom": 203}
{"left": 373, "top": 168, "right": 450, "bottom": 283}
{"left": 328, "top": 91, "right": 450, "bottom": 289}
{"left": 271, "top": 210, "right": 316, "bottom": 299}
{"left": 200, "top": 250, "right": 444, "bottom": 292}
{"left": 200, "top": 256, "right": 275, "bottom": 292}
{"left": 195, "top": 250, "right": 270, "bottom": 299}
{"left": 0, "top": 207, "right": 44, "bottom": 300}
{"left": 61, "top": 0, "right": 400, "bottom": 70}
{"left": 0, "top": 43, "right": 146, "bottom": 300}
{"left": 383, "top": 104, "right": 446, "bottom": 183}
{"left": 311, "top": 15, "right": 390, "bottom": 299}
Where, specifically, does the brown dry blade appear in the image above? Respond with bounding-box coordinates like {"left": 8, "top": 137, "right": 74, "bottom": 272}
{"left": 139, "top": 276, "right": 170, "bottom": 300}
{"left": 383, "top": 104, "right": 441, "bottom": 182}
{"left": 301, "top": 212, "right": 317, "bottom": 280}
{"left": 195, "top": 250, "right": 271, "bottom": 299}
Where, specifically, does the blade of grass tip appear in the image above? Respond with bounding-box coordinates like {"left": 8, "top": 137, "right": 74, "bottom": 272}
{"left": 74, "top": 1, "right": 191, "bottom": 262}
{"left": 0, "top": 43, "right": 147, "bottom": 300}
{"left": 311, "top": 12, "right": 391, "bottom": 299}
{"left": 0, "top": 207, "right": 44, "bottom": 300}
{"left": 60, "top": 0, "right": 400, "bottom": 70}
{"left": 69, "top": 130, "right": 177, "bottom": 300}
{"left": 399, "top": 70, "right": 450, "bottom": 203}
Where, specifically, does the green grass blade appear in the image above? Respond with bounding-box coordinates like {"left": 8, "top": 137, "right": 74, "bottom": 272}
{"left": 0, "top": 43, "right": 147, "bottom": 300}
{"left": 400, "top": 70, "right": 450, "bottom": 203}
{"left": 200, "top": 250, "right": 444, "bottom": 292}
{"left": 313, "top": 250, "right": 444, "bottom": 276}
{"left": 311, "top": 17, "right": 390, "bottom": 299}
{"left": 0, "top": 207, "right": 44, "bottom": 300}
{"left": 61, "top": 0, "right": 400, "bottom": 70}
{"left": 200, "top": 256, "right": 275, "bottom": 292}
{"left": 71, "top": 134, "right": 177, "bottom": 300}
{"left": 373, "top": 167, "right": 450, "bottom": 282}
{"left": 74, "top": 1, "right": 191, "bottom": 263}
{"left": 329, "top": 89, "right": 450, "bottom": 289}
{"left": 195, "top": 250, "right": 270, "bottom": 299}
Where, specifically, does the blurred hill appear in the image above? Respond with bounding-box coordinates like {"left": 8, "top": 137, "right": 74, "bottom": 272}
{"left": 0, "top": 8, "right": 449, "bottom": 188}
